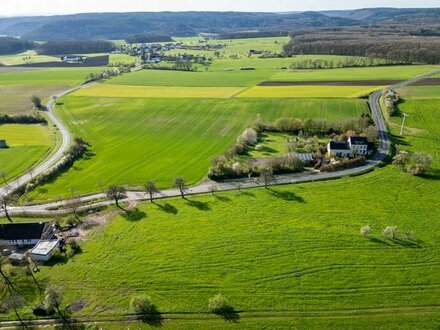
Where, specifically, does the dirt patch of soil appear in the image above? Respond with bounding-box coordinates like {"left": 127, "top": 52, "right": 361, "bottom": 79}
{"left": 410, "top": 78, "right": 440, "bottom": 86}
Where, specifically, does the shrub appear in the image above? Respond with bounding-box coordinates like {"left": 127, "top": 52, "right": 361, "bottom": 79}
{"left": 130, "top": 295, "right": 155, "bottom": 315}
{"left": 361, "top": 225, "right": 371, "bottom": 237}
{"left": 208, "top": 293, "right": 229, "bottom": 314}
{"left": 383, "top": 226, "right": 398, "bottom": 240}
{"left": 237, "top": 128, "right": 258, "bottom": 146}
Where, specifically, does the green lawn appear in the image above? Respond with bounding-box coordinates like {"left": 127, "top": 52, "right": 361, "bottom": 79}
{"left": 24, "top": 97, "right": 367, "bottom": 201}
{"left": 0, "top": 124, "right": 52, "bottom": 181}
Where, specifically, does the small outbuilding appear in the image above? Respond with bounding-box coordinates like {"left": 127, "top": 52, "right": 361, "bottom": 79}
{"left": 0, "top": 140, "right": 7, "bottom": 148}
{"left": 28, "top": 240, "right": 60, "bottom": 261}
{"left": 294, "top": 153, "right": 315, "bottom": 165}
{"left": 0, "top": 222, "right": 53, "bottom": 247}
{"left": 8, "top": 253, "right": 26, "bottom": 265}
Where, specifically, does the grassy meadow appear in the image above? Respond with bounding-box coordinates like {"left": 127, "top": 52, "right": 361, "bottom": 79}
{"left": 25, "top": 97, "right": 367, "bottom": 200}
{"left": 0, "top": 124, "right": 53, "bottom": 181}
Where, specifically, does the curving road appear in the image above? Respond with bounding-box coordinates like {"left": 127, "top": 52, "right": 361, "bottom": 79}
{"left": 2, "top": 71, "right": 440, "bottom": 216}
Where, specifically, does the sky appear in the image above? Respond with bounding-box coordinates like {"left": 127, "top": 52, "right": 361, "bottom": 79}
{"left": 1, "top": 0, "right": 439, "bottom": 16}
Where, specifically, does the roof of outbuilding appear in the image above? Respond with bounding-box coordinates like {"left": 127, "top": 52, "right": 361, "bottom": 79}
{"left": 29, "top": 240, "right": 59, "bottom": 256}
{"left": 0, "top": 222, "right": 49, "bottom": 241}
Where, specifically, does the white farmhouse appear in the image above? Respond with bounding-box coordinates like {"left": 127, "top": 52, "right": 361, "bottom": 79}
{"left": 348, "top": 136, "right": 369, "bottom": 156}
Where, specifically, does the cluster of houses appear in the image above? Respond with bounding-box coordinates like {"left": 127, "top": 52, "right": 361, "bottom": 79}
{"left": 327, "top": 136, "right": 374, "bottom": 158}
{"left": 0, "top": 222, "right": 60, "bottom": 264}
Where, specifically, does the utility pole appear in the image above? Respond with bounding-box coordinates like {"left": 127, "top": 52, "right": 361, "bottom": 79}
{"left": 400, "top": 113, "right": 408, "bottom": 136}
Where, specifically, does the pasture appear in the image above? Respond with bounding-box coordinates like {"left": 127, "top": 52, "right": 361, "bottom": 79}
{"left": 237, "top": 85, "right": 383, "bottom": 98}
{"left": 25, "top": 97, "right": 367, "bottom": 200}
{"left": 0, "top": 124, "right": 52, "bottom": 181}
{"left": 28, "top": 165, "right": 439, "bottom": 328}
{"left": 397, "top": 86, "right": 440, "bottom": 99}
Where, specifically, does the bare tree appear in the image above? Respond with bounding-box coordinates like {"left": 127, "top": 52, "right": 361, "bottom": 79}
{"left": 209, "top": 183, "right": 219, "bottom": 195}
{"left": 259, "top": 166, "right": 274, "bottom": 189}
{"left": 144, "top": 180, "right": 160, "bottom": 203}
{"left": 44, "top": 285, "right": 64, "bottom": 316}
{"left": 173, "top": 176, "right": 188, "bottom": 199}
{"left": 360, "top": 225, "right": 371, "bottom": 237}
{"left": 106, "top": 185, "right": 127, "bottom": 208}
{"left": 0, "top": 194, "right": 13, "bottom": 222}
{"left": 65, "top": 197, "right": 82, "bottom": 221}
{"left": 0, "top": 171, "right": 7, "bottom": 185}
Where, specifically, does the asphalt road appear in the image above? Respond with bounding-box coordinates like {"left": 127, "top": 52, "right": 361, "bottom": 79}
{"left": 2, "top": 71, "right": 440, "bottom": 216}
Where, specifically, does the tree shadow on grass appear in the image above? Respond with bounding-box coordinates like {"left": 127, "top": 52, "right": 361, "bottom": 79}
{"left": 214, "top": 194, "right": 232, "bottom": 202}
{"left": 138, "top": 305, "right": 164, "bottom": 327}
{"left": 267, "top": 188, "right": 305, "bottom": 203}
{"left": 185, "top": 198, "right": 211, "bottom": 211}
{"left": 368, "top": 236, "right": 392, "bottom": 246}
{"left": 391, "top": 238, "right": 423, "bottom": 248}
{"left": 122, "top": 208, "right": 147, "bottom": 221}
{"left": 154, "top": 202, "right": 178, "bottom": 215}
{"left": 216, "top": 306, "right": 240, "bottom": 323}
{"left": 240, "top": 191, "right": 255, "bottom": 198}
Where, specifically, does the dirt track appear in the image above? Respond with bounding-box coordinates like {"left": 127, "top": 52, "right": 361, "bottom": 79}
{"left": 260, "top": 78, "right": 440, "bottom": 86}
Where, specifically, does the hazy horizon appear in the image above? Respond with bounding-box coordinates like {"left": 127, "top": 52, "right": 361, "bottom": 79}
{"left": 1, "top": 0, "right": 439, "bottom": 17}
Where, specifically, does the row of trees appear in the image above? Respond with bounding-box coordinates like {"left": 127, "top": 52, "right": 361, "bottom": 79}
{"left": 361, "top": 225, "right": 414, "bottom": 241}
{"left": 383, "top": 89, "right": 400, "bottom": 116}
{"left": 0, "top": 113, "right": 46, "bottom": 125}
{"left": 290, "top": 57, "right": 402, "bottom": 70}
{"left": 85, "top": 67, "right": 130, "bottom": 83}
{"left": 124, "top": 34, "right": 173, "bottom": 44}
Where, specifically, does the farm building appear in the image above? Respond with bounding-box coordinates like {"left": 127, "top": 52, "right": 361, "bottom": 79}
{"left": 327, "top": 141, "right": 353, "bottom": 158}
{"left": 348, "top": 136, "right": 369, "bottom": 155}
{"left": 294, "top": 153, "right": 315, "bottom": 165}
{"left": 28, "top": 240, "right": 60, "bottom": 261}
{"left": 0, "top": 222, "right": 54, "bottom": 247}
{"left": 0, "top": 140, "right": 7, "bottom": 148}
{"left": 63, "top": 55, "right": 86, "bottom": 63}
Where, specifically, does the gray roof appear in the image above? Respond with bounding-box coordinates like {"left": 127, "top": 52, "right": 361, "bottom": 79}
{"left": 328, "top": 141, "right": 350, "bottom": 150}
{"left": 349, "top": 136, "right": 368, "bottom": 145}
{"left": 294, "top": 153, "right": 314, "bottom": 162}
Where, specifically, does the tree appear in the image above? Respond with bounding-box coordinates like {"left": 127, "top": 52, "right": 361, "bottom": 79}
{"left": 363, "top": 125, "right": 379, "bottom": 142}
{"left": 145, "top": 180, "right": 160, "bottom": 203}
{"left": 106, "top": 185, "right": 127, "bottom": 208}
{"left": 0, "top": 194, "right": 12, "bottom": 222}
{"left": 237, "top": 128, "right": 258, "bottom": 146}
{"left": 130, "top": 295, "right": 155, "bottom": 315}
{"left": 44, "top": 285, "right": 64, "bottom": 315}
{"left": 173, "top": 176, "right": 188, "bottom": 199}
{"left": 259, "top": 166, "right": 274, "bottom": 189}
{"left": 208, "top": 293, "right": 229, "bottom": 314}
{"left": 360, "top": 225, "right": 371, "bottom": 237}
{"left": 209, "top": 183, "right": 219, "bottom": 195}
{"left": 383, "top": 226, "right": 398, "bottom": 240}
{"left": 408, "top": 152, "right": 432, "bottom": 176}
{"left": 31, "top": 95, "right": 42, "bottom": 109}
{"left": 0, "top": 171, "right": 7, "bottom": 185}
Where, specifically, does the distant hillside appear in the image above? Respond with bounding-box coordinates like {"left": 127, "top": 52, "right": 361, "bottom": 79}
{"left": 0, "top": 11, "right": 358, "bottom": 41}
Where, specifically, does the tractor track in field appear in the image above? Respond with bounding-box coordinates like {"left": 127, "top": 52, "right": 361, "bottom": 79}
{"left": 2, "top": 70, "right": 440, "bottom": 217}
{"left": 0, "top": 306, "right": 440, "bottom": 329}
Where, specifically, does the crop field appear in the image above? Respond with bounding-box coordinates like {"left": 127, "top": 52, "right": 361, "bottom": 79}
{"left": 397, "top": 86, "right": 440, "bottom": 98}
{"left": 270, "top": 65, "right": 440, "bottom": 82}
{"left": 0, "top": 124, "right": 52, "bottom": 181}
{"left": 0, "top": 50, "right": 60, "bottom": 66}
{"left": 237, "top": 85, "right": 383, "bottom": 98}
{"left": 72, "top": 84, "right": 246, "bottom": 98}
{"left": 25, "top": 97, "right": 367, "bottom": 201}
{"left": 0, "top": 67, "right": 103, "bottom": 115}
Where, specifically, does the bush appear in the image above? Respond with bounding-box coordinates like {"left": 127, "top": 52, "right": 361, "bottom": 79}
{"left": 33, "top": 302, "right": 53, "bottom": 316}
{"left": 237, "top": 128, "right": 258, "bottom": 146}
{"left": 383, "top": 226, "right": 398, "bottom": 239}
{"left": 130, "top": 295, "right": 155, "bottom": 315}
{"left": 208, "top": 293, "right": 229, "bottom": 314}
{"left": 361, "top": 225, "right": 371, "bottom": 237}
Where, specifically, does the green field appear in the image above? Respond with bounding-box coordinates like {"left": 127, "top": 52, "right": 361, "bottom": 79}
{"left": 0, "top": 67, "right": 104, "bottom": 115}
{"left": 0, "top": 50, "right": 60, "bottom": 66}
{"left": 25, "top": 97, "right": 367, "bottom": 201}
{"left": 397, "top": 86, "right": 440, "bottom": 98}
{"left": 270, "top": 65, "right": 440, "bottom": 82}
{"left": 73, "top": 84, "right": 245, "bottom": 98}
{"left": 237, "top": 85, "right": 384, "bottom": 98}
{"left": 0, "top": 124, "right": 52, "bottom": 181}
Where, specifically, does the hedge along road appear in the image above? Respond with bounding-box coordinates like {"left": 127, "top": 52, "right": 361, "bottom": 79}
{"left": 0, "top": 83, "right": 95, "bottom": 198}
{"left": 2, "top": 70, "right": 440, "bottom": 216}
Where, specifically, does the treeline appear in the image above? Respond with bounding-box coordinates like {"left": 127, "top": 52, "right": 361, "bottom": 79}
{"left": 284, "top": 26, "right": 440, "bottom": 64}
{"left": 0, "top": 114, "right": 47, "bottom": 125}
{"left": 85, "top": 66, "right": 131, "bottom": 83}
{"left": 36, "top": 40, "right": 115, "bottom": 55}
{"left": 0, "top": 37, "right": 34, "bottom": 55}
{"left": 290, "top": 57, "right": 403, "bottom": 70}
{"left": 25, "top": 138, "right": 90, "bottom": 193}
{"left": 216, "top": 31, "right": 289, "bottom": 40}
{"left": 383, "top": 89, "right": 400, "bottom": 116}
{"left": 124, "top": 34, "right": 173, "bottom": 44}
